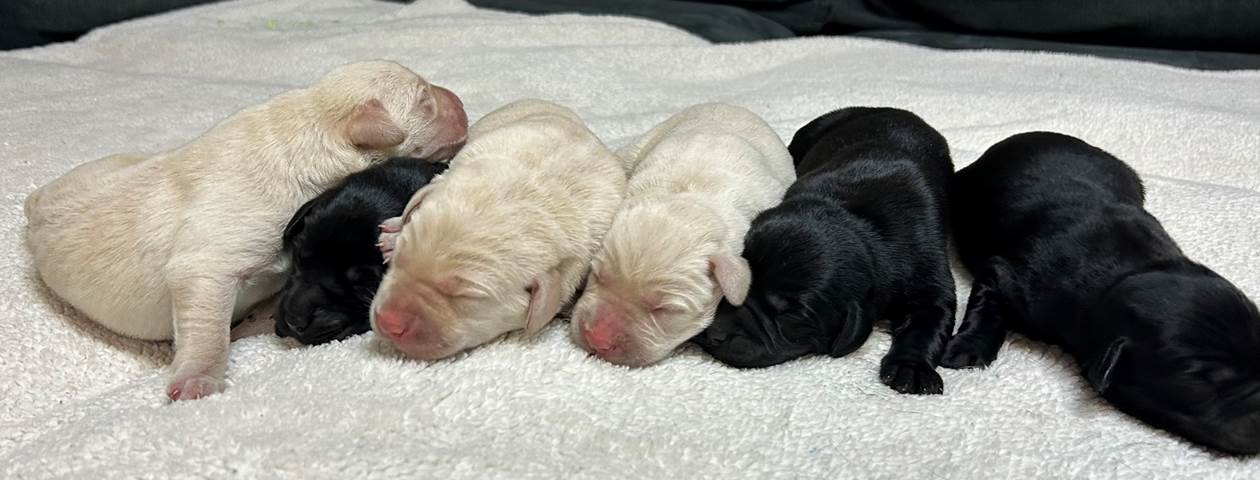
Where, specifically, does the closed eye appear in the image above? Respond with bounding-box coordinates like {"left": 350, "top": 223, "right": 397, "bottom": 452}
{"left": 652, "top": 303, "right": 688, "bottom": 316}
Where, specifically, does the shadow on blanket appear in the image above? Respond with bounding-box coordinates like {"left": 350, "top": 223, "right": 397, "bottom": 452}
{"left": 25, "top": 266, "right": 174, "bottom": 368}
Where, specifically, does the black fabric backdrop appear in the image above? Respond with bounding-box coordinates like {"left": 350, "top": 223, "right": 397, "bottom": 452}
{"left": 467, "top": 0, "right": 1260, "bottom": 70}
{"left": 3, "top": 0, "right": 1259, "bottom": 69}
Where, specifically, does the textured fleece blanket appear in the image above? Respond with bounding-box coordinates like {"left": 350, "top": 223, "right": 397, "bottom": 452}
{"left": 2, "top": 1, "right": 1259, "bottom": 478}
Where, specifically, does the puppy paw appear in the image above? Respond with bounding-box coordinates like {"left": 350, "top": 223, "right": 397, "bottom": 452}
{"left": 377, "top": 217, "right": 403, "bottom": 263}
{"left": 379, "top": 216, "right": 403, "bottom": 233}
{"left": 166, "top": 374, "right": 225, "bottom": 401}
{"left": 940, "top": 336, "right": 997, "bottom": 370}
{"left": 879, "top": 359, "right": 944, "bottom": 395}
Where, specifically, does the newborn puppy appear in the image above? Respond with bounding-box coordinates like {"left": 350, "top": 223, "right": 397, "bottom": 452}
{"left": 371, "top": 99, "right": 625, "bottom": 360}
{"left": 569, "top": 103, "right": 796, "bottom": 366}
{"left": 24, "top": 61, "right": 468, "bottom": 400}
{"left": 691, "top": 107, "right": 957, "bottom": 395}
{"left": 276, "top": 157, "right": 448, "bottom": 345}
{"left": 943, "top": 132, "right": 1260, "bottom": 454}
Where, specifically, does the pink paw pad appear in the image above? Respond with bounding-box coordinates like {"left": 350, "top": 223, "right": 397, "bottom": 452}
{"left": 166, "top": 374, "right": 225, "bottom": 402}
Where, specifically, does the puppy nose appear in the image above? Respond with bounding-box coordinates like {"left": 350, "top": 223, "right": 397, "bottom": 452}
{"left": 433, "top": 85, "right": 468, "bottom": 139}
{"left": 374, "top": 308, "right": 410, "bottom": 340}
{"left": 277, "top": 298, "right": 307, "bottom": 332}
{"left": 583, "top": 321, "right": 619, "bottom": 355}
{"left": 282, "top": 311, "right": 307, "bottom": 330}
{"left": 436, "top": 85, "right": 464, "bottom": 112}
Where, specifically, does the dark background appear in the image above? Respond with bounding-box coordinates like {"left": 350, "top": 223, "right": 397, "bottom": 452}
{"left": 3, "top": 0, "right": 1258, "bottom": 70}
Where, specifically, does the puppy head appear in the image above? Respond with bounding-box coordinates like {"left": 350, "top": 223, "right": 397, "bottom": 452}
{"left": 569, "top": 198, "right": 750, "bottom": 366}
{"left": 692, "top": 206, "right": 877, "bottom": 367}
{"left": 275, "top": 196, "right": 384, "bottom": 344}
{"left": 788, "top": 107, "right": 946, "bottom": 171}
{"left": 1083, "top": 261, "right": 1260, "bottom": 454}
{"left": 313, "top": 60, "right": 468, "bottom": 161}
{"left": 370, "top": 180, "right": 566, "bottom": 360}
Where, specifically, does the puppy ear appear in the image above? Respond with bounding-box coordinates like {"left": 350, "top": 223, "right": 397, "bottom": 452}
{"left": 525, "top": 268, "right": 565, "bottom": 337}
{"left": 345, "top": 99, "right": 405, "bottom": 151}
{"left": 788, "top": 110, "right": 851, "bottom": 163}
{"left": 283, "top": 197, "right": 321, "bottom": 243}
{"left": 828, "top": 300, "right": 875, "bottom": 357}
{"left": 1087, "top": 337, "right": 1127, "bottom": 394}
{"left": 710, "top": 253, "right": 751, "bottom": 306}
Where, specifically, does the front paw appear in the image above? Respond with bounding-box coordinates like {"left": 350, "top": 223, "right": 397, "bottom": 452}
{"left": 879, "top": 358, "right": 943, "bottom": 395}
{"left": 377, "top": 217, "right": 403, "bottom": 263}
{"left": 166, "top": 374, "right": 225, "bottom": 401}
{"left": 940, "top": 335, "right": 998, "bottom": 370}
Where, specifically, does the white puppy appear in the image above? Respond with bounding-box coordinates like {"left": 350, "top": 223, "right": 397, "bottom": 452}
{"left": 568, "top": 103, "right": 796, "bottom": 366}
{"left": 371, "top": 99, "right": 626, "bottom": 360}
{"left": 24, "top": 60, "right": 468, "bottom": 400}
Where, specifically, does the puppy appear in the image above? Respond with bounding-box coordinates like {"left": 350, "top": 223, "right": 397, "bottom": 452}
{"left": 942, "top": 132, "right": 1260, "bottom": 454}
{"left": 275, "top": 157, "right": 448, "bottom": 345}
{"left": 371, "top": 99, "right": 626, "bottom": 360}
{"left": 24, "top": 61, "right": 468, "bottom": 400}
{"left": 690, "top": 107, "right": 957, "bottom": 394}
{"left": 568, "top": 103, "right": 796, "bottom": 366}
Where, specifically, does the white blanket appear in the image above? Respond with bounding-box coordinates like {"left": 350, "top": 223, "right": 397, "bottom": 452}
{"left": 2, "top": 1, "right": 1258, "bottom": 478}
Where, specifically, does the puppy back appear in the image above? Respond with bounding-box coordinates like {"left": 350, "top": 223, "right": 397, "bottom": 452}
{"left": 790, "top": 107, "right": 952, "bottom": 182}
{"left": 955, "top": 132, "right": 1144, "bottom": 207}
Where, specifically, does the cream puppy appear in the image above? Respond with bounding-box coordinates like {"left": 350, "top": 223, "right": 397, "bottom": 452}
{"left": 371, "top": 99, "right": 625, "bottom": 360}
{"left": 24, "top": 60, "right": 468, "bottom": 401}
{"left": 568, "top": 103, "right": 796, "bottom": 366}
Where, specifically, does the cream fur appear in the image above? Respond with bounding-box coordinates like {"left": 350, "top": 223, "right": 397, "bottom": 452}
{"left": 371, "top": 99, "right": 627, "bottom": 360}
{"left": 569, "top": 103, "right": 795, "bottom": 366}
{"left": 23, "top": 60, "right": 468, "bottom": 400}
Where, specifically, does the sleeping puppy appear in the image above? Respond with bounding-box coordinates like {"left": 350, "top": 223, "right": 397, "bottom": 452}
{"left": 942, "top": 132, "right": 1260, "bottom": 454}
{"left": 275, "top": 157, "right": 448, "bottom": 345}
{"left": 691, "top": 107, "right": 957, "bottom": 395}
{"left": 371, "top": 99, "right": 626, "bottom": 360}
{"left": 24, "top": 60, "right": 468, "bottom": 400}
{"left": 568, "top": 103, "right": 796, "bottom": 366}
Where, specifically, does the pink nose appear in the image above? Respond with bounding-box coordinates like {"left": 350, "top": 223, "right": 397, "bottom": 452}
{"left": 432, "top": 85, "right": 468, "bottom": 141}
{"left": 374, "top": 308, "right": 410, "bottom": 341}
{"left": 583, "top": 321, "right": 620, "bottom": 355}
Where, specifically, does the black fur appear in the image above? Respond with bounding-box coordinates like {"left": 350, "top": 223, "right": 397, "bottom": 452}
{"left": 691, "top": 107, "right": 957, "bottom": 395}
{"left": 943, "top": 132, "right": 1260, "bottom": 454}
{"left": 276, "top": 157, "right": 447, "bottom": 345}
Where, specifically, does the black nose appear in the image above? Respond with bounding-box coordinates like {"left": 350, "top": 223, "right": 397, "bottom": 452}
{"left": 282, "top": 310, "right": 310, "bottom": 331}
{"left": 277, "top": 288, "right": 315, "bottom": 333}
{"left": 689, "top": 329, "right": 717, "bottom": 347}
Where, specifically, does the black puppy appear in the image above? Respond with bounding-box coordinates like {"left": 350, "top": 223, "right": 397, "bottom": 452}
{"left": 942, "top": 132, "right": 1260, "bottom": 454}
{"left": 691, "top": 107, "right": 957, "bottom": 395}
{"left": 276, "top": 157, "right": 448, "bottom": 345}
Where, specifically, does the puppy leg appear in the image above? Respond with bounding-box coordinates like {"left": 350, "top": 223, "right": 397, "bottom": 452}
{"left": 166, "top": 275, "right": 237, "bottom": 401}
{"left": 879, "top": 263, "right": 957, "bottom": 394}
{"left": 941, "top": 265, "right": 1014, "bottom": 369}
{"left": 377, "top": 216, "right": 403, "bottom": 263}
